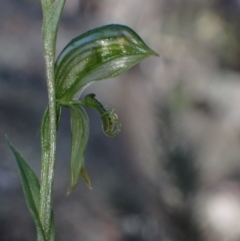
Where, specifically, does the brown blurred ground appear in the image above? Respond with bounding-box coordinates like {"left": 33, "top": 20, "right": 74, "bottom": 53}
{"left": 1, "top": 0, "right": 240, "bottom": 241}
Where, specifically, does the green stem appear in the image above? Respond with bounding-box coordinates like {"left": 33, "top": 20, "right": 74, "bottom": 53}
{"left": 39, "top": 0, "right": 66, "bottom": 238}
{"left": 57, "top": 99, "right": 84, "bottom": 107}
{"left": 40, "top": 0, "right": 54, "bottom": 17}
{"left": 39, "top": 0, "right": 58, "bottom": 239}
{"left": 39, "top": 55, "right": 56, "bottom": 238}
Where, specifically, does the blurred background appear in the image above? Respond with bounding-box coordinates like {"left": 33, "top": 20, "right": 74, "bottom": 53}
{"left": 1, "top": 0, "right": 240, "bottom": 240}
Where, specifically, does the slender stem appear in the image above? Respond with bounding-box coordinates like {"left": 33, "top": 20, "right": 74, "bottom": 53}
{"left": 39, "top": 53, "right": 56, "bottom": 237}
{"left": 40, "top": 0, "right": 54, "bottom": 18}
{"left": 57, "top": 99, "right": 84, "bottom": 107}
{"left": 39, "top": 0, "right": 66, "bottom": 239}
{"left": 39, "top": 0, "right": 57, "bottom": 238}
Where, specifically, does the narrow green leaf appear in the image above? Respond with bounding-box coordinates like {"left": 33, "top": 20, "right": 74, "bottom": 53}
{"left": 80, "top": 164, "right": 91, "bottom": 188}
{"left": 55, "top": 24, "right": 158, "bottom": 101}
{"left": 6, "top": 137, "right": 46, "bottom": 241}
{"left": 82, "top": 94, "right": 121, "bottom": 137}
{"left": 67, "top": 105, "right": 91, "bottom": 195}
{"left": 40, "top": 107, "right": 60, "bottom": 239}
{"left": 40, "top": 108, "right": 50, "bottom": 182}
{"left": 40, "top": 105, "right": 61, "bottom": 163}
{"left": 50, "top": 212, "right": 55, "bottom": 241}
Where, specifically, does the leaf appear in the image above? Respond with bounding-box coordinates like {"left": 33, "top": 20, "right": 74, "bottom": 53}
{"left": 55, "top": 24, "right": 158, "bottom": 101}
{"left": 6, "top": 137, "right": 46, "bottom": 241}
{"left": 40, "top": 108, "right": 50, "bottom": 181}
{"left": 49, "top": 212, "right": 55, "bottom": 241}
{"left": 40, "top": 106, "right": 61, "bottom": 240}
{"left": 41, "top": 105, "right": 61, "bottom": 165}
{"left": 67, "top": 105, "right": 91, "bottom": 195}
